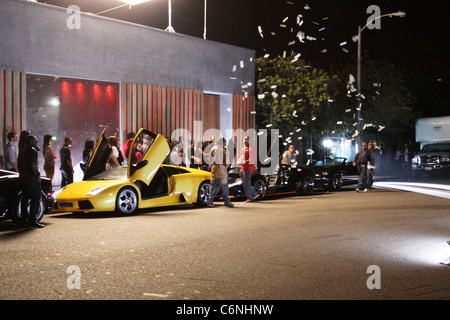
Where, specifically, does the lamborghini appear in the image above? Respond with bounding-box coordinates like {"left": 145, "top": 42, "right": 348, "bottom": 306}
{"left": 54, "top": 129, "right": 211, "bottom": 214}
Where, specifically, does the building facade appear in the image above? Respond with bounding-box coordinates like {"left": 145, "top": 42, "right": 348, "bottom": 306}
{"left": 1, "top": 0, "right": 255, "bottom": 184}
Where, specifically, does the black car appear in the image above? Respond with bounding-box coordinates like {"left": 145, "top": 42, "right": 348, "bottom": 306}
{"left": 0, "top": 169, "right": 54, "bottom": 224}
{"left": 227, "top": 163, "right": 315, "bottom": 200}
{"left": 308, "top": 157, "right": 373, "bottom": 190}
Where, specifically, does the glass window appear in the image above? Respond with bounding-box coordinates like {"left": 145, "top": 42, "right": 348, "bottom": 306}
{"left": 26, "top": 74, "right": 120, "bottom": 186}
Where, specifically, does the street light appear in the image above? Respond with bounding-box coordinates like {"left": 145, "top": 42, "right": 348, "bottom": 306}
{"left": 165, "top": 0, "right": 175, "bottom": 33}
{"left": 356, "top": 11, "right": 406, "bottom": 148}
{"left": 97, "top": 0, "right": 175, "bottom": 33}
{"left": 97, "top": 0, "right": 152, "bottom": 15}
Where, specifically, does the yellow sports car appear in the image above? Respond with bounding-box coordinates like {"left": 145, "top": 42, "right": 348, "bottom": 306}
{"left": 54, "top": 128, "right": 211, "bottom": 214}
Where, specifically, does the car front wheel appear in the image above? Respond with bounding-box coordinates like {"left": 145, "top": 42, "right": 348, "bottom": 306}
{"left": 253, "top": 178, "right": 266, "bottom": 200}
{"left": 196, "top": 181, "right": 211, "bottom": 206}
{"left": 115, "top": 187, "right": 138, "bottom": 214}
{"left": 298, "top": 176, "right": 314, "bottom": 194}
{"left": 328, "top": 173, "right": 342, "bottom": 191}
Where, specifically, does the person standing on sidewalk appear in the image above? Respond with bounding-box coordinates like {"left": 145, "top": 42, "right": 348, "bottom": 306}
{"left": 239, "top": 136, "right": 259, "bottom": 202}
{"left": 60, "top": 137, "right": 74, "bottom": 187}
{"left": 353, "top": 141, "right": 372, "bottom": 192}
{"left": 207, "top": 138, "right": 233, "bottom": 208}
{"left": 17, "top": 135, "right": 44, "bottom": 228}
{"left": 5, "top": 131, "right": 19, "bottom": 172}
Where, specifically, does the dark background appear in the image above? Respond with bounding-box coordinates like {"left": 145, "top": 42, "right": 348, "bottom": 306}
{"left": 37, "top": 0, "right": 449, "bottom": 117}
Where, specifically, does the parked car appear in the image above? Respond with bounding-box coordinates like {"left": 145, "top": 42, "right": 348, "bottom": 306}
{"left": 227, "top": 164, "right": 315, "bottom": 200}
{"left": 412, "top": 143, "right": 450, "bottom": 177}
{"left": 53, "top": 128, "right": 211, "bottom": 215}
{"left": 308, "top": 157, "right": 373, "bottom": 189}
{"left": 307, "top": 159, "right": 343, "bottom": 191}
{"left": 0, "top": 169, "right": 54, "bottom": 224}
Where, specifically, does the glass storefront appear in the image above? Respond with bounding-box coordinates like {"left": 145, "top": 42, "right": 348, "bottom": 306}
{"left": 26, "top": 74, "right": 120, "bottom": 186}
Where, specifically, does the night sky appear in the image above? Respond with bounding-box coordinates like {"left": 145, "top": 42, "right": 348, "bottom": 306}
{"left": 35, "top": 0, "right": 449, "bottom": 116}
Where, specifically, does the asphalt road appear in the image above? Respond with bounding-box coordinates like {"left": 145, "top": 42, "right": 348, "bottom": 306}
{"left": 0, "top": 182, "right": 449, "bottom": 302}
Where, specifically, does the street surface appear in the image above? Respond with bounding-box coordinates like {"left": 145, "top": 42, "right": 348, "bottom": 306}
{"left": 0, "top": 179, "right": 449, "bottom": 301}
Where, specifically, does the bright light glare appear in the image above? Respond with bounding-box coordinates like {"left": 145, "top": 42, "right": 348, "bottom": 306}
{"left": 372, "top": 181, "right": 450, "bottom": 199}
{"left": 118, "top": 0, "right": 151, "bottom": 5}
{"left": 392, "top": 237, "right": 450, "bottom": 266}
{"left": 323, "top": 139, "right": 333, "bottom": 148}
{"left": 49, "top": 97, "right": 60, "bottom": 106}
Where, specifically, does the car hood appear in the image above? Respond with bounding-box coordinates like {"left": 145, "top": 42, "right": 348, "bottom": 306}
{"left": 416, "top": 151, "right": 450, "bottom": 157}
{"left": 55, "top": 180, "right": 125, "bottom": 199}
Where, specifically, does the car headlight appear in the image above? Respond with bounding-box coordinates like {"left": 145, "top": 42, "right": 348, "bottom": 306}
{"left": 441, "top": 157, "right": 449, "bottom": 162}
{"left": 87, "top": 186, "right": 108, "bottom": 196}
{"left": 412, "top": 156, "right": 420, "bottom": 164}
{"left": 52, "top": 186, "right": 67, "bottom": 198}
{"left": 322, "top": 171, "right": 328, "bottom": 176}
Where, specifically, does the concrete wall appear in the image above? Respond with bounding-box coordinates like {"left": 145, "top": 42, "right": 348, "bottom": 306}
{"left": 0, "top": 0, "right": 254, "bottom": 95}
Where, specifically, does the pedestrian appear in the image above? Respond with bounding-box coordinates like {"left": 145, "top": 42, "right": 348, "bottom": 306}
{"left": 42, "top": 134, "right": 57, "bottom": 182}
{"left": 5, "top": 131, "right": 19, "bottom": 172}
{"left": 377, "top": 144, "right": 386, "bottom": 179}
{"left": 238, "top": 136, "right": 259, "bottom": 202}
{"left": 135, "top": 142, "right": 143, "bottom": 163}
{"left": 106, "top": 135, "right": 121, "bottom": 170}
{"left": 368, "top": 142, "right": 376, "bottom": 186}
{"left": 81, "top": 139, "right": 95, "bottom": 172}
{"left": 122, "top": 132, "right": 135, "bottom": 165}
{"left": 141, "top": 134, "right": 151, "bottom": 156}
{"left": 207, "top": 138, "right": 233, "bottom": 207}
{"left": 17, "top": 135, "right": 44, "bottom": 228}
{"left": 60, "top": 137, "right": 74, "bottom": 187}
{"left": 402, "top": 142, "right": 412, "bottom": 181}
{"left": 189, "top": 140, "right": 201, "bottom": 169}
{"left": 353, "top": 141, "right": 372, "bottom": 192}
{"left": 281, "top": 144, "right": 297, "bottom": 166}
{"left": 18, "top": 130, "right": 30, "bottom": 152}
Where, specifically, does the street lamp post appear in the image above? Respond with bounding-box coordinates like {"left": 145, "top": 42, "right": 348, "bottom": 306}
{"left": 356, "top": 11, "right": 406, "bottom": 148}
{"left": 165, "top": 0, "right": 175, "bottom": 33}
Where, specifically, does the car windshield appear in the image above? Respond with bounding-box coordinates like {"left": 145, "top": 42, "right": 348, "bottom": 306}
{"left": 420, "top": 144, "right": 450, "bottom": 153}
{"left": 309, "top": 157, "right": 346, "bottom": 166}
{"left": 84, "top": 166, "right": 128, "bottom": 181}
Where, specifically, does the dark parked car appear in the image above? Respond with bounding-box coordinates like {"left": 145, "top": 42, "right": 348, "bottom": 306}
{"left": 308, "top": 157, "right": 373, "bottom": 190}
{"left": 227, "top": 163, "right": 315, "bottom": 200}
{"left": 0, "top": 169, "right": 54, "bottom": 224}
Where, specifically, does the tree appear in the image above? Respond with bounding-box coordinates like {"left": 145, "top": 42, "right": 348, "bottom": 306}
{"left": 255, "top": 57, "right": 338, "bottom": 136}
{"left": 330, "top": 54, "right": 418, "bottom": 146}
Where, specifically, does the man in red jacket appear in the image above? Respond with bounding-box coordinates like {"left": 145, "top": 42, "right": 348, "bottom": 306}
{"left": 239, "top": 136, "right": 259, "bottom": 202}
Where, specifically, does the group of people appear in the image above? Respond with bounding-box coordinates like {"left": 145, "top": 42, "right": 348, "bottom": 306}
{"left": 353, "top": 141, "right": 413, "bottom": 192}
{"left": 353, "top": 141, "right": 375, "bottom": 192}
{"left": 206, "top": 136, "right": 260, "bottom": 207}
{"left": 161, "top": 135, "right": 260, "bottom": 207}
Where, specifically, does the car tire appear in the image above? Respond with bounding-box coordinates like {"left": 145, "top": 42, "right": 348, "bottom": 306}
{"left": 196, "top": 180, "right": 211, "bottom": 206}
{"left": 253, "top": 178, "right": 266, "bottom": 200}
{"left": 328, "top": 173, "right": 342, "bottom": 191}
{"left": 115, "top": 187, "right": 139, "bottom": 214}
{"left": 13, "top": 192, "right": 45, "bottom": 225}
{"left": 298, "top": 175, "right": 314, "bottom": 194}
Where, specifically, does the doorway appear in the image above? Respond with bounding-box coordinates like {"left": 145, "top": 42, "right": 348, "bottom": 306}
{"left": 203, "top": 94, "right": 220, "bottom": 133}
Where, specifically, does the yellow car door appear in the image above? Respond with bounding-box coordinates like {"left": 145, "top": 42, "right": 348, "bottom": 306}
{"left": 127, "top": 129, "right": 170, "bottom": 185}
{"left": 83, "top": 128, "right": 111, "bottom": 180}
